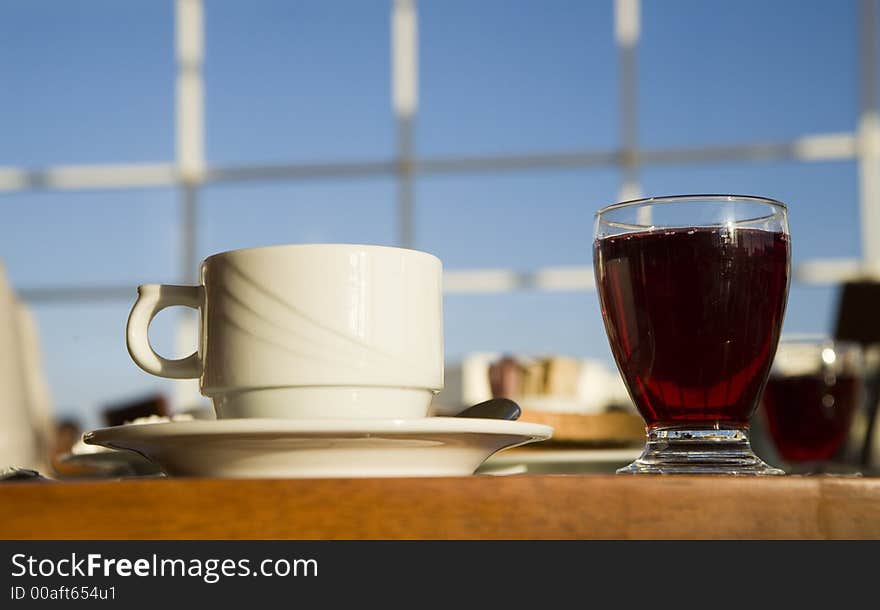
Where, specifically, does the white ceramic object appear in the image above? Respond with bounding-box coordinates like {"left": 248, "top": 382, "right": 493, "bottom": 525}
{"left": 0, "top": 263, "right": 40, "bottom": 470}
{"left": 84, "top": 418, "right": 553, "bottom": 478}
{"left": 479, "top": 447, "right": 642, "bottom": 474}
{"left": 62, "top": 418, "right": 187, "bottom": 476}
{"left": 15, "top": 302, "right": 55, "bottom": 467}
{"left": 59, "top": 449, "right": 161, "bottom": 476}
{"left": 126, "top": 244, "right": 444, "bottom": 420}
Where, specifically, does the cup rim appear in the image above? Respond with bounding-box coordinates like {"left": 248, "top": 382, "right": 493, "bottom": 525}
{"left": 595, "top": 193, "right": 789, "bottom": 220}
{"left": 202, "top": 243, "right": 442, "bottom": 266}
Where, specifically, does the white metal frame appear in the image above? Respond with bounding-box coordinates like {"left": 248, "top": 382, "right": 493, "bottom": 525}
{"left": 5, "top": 0, "right": 880, "bottom": 304}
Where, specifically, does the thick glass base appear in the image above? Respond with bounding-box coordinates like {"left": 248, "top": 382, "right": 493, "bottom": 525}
{"left": 617, "top": 426, "right": 785, "bottom": 475}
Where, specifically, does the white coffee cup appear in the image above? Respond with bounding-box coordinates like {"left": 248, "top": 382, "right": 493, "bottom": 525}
{"left": 126, "top": 244, "right": 444, "bottom": 419}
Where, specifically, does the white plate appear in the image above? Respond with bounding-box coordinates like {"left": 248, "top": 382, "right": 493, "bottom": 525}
{"left": 59, "top": 450, "right": 162, "bottom": 476}
{"left": 478, "top": 447, "right": 642, "bottom": 475}
{"left": 84, "top": 418, "right": 553, "bottom": 478}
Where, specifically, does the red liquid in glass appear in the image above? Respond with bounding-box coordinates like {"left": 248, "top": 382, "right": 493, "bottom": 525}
{"left": 762, "top": 374, "right": 859, "bottom": 462}
{"left": 594, "top": 227, "right": 789, "bottom": 428}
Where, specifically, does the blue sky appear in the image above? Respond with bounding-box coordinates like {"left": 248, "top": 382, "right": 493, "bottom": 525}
{"left": 0, "top": 0, "right": 868, "bottom": 425}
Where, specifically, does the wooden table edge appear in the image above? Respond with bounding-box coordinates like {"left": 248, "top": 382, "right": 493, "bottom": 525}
{"left": 1, "top": 475, "right": 878, "bottom": 540}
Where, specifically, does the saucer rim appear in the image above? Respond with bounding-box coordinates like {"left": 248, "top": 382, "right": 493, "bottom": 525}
{"left": 84, "top": 417, "right": 554, "bottom": 444}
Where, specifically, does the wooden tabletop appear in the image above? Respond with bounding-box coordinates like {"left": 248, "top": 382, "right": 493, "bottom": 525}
{"left": 1, "top": 475, "right": 879, "bottom": 539}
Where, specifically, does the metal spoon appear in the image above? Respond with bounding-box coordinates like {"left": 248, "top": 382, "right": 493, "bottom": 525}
{"left": 455, "top": 398, "right": 521, "bottom": 421}
{"left": 0, "top": 467, "right": 48, "bottom": 482}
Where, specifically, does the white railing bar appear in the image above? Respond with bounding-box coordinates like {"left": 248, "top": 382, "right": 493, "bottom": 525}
{"left": 795, "top": 258, "right": 880, "bottom": 283}
{"left": 0, "top": 164, "right": 177, "bottom": 191}
{"left": 614, "top": 0, "right": 640, "bottom": 47}
{"left": 794, "top": 132, "right": 857, "bottom": 160}
{"left": 0, "top": 134, "right": 864, "bottom": 195}
{"left": 417, "top": 150, "right": 620, "bottom": 172}
{"left": 615, "top": 0, "right": 641, "bottom": 215}
{"left": 392, "top": 0, "right": 418, "bottom": 119}
{"left": 391, "top": 0, "right": 418, "bottom": 248}
{"left": 858, "top": 0, "right": 880, "bottom": 263}
{"left": 176, "top": 0, "right": 205, "bottom": 182}
{"left": 21, "top": 257, "right": 865, "bottom": 304}
{"left": 18, "top": 286, "right": 137, "bottom": 303}
{"left": 206, "top": 161, "right": 397, "bottom": 182}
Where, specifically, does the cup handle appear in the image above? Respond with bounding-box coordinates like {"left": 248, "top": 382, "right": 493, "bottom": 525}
{"left": 126, "top": 284, "right": 204, "bottom": 379}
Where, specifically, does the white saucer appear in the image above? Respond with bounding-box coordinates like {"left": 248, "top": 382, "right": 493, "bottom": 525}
{"left": 83, "top": 418, "right": 553, "bottom": 478}
{"left": 478, "top": 447, "right": 643, "bottom": 475}
{"left": 59, "top": 449, "right": 162, "bottom": 476}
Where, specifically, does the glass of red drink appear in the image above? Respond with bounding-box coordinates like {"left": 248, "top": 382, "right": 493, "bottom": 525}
{"left": 594, "top": 195, "right": 790, "bottom": 474}
{"left": 762, "top": 337, "right": 863, "bottom": 468}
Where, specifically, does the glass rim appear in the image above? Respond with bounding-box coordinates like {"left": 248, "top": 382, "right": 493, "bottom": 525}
{"left": 595, "top": 193, "right": 789, "bottom": 221}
